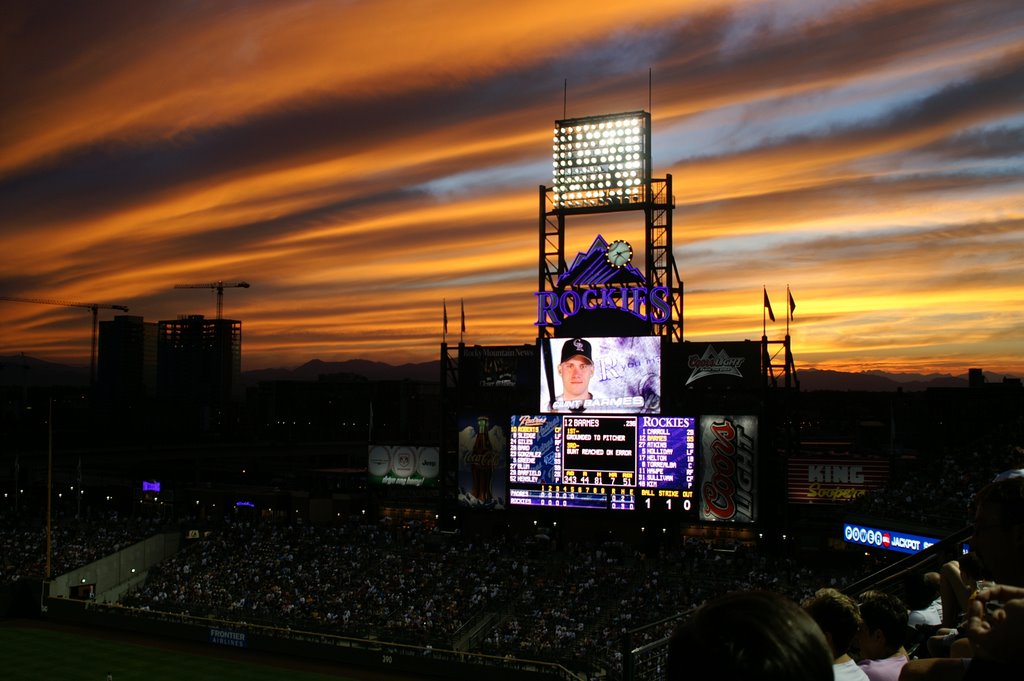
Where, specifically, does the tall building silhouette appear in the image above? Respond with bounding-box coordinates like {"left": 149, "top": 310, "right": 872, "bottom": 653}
{"left": 97, "top": 314, "right": 157, "bottom": 403}
{"left": 157, "top": 314, "right": 242, "bottom": 433}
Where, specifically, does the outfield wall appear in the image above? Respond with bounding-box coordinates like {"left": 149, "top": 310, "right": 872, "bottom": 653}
{"left": 45, "top": 598, "right": 579, "bottom": 681}
{"left": 49, "top": 531, "right": 181, "bottom": 603}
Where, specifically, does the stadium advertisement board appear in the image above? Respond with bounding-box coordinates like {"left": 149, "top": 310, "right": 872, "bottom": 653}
{"left": 458, "top": 344, "right": 537, "bottom": 390}
{"left": 842, "top": 523, "right": 938, "bottom": 555}
{"left": 456, "top": 414, "right": 508, "bottom": 509}
{"left": 209, "top": 627, "right": 248, "bottom": 649}
{"left": 367, "top": 445, "right": 441, "bottom": 487}
{"left": 698, "top": 415, "right": 757, "bottom": 523}
{"left": 676, "top": 341, "right": 761, "bottom": 392}
{"left": 787, "top": 457, "right": 890, "bottom": 504}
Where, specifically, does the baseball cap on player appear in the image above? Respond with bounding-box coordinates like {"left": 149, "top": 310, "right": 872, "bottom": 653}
{"left": 560, "top": 337, "right": 593, "bottom": 364}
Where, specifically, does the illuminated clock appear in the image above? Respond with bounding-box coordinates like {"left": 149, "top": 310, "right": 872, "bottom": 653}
{"left": 606, "top": 240, "right": 633, "bottom": 268}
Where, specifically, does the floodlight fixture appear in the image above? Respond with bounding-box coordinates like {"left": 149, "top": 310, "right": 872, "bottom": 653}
{"left": 551, "top": 110, "right": 651, "bottom": 211}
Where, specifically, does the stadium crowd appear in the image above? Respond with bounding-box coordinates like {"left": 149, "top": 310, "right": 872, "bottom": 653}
{"left": 0, "top": 511, "right": 162, "bottom": 583}
{"left": 120, "top": 521, "right": 534, "bottom": 647}
{"left": 845, "top": 444, "right": 1022, "bottom": 530}
{"left": 110, "top": 516, "right": 870, "bottom": 677}
{"left": 3, "top": 442, "right": 1021, "bottom": 679}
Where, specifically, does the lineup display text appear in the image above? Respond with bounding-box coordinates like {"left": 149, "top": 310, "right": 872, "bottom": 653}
{"left": 508, "top": 414, "right": 696, "bottom": 512}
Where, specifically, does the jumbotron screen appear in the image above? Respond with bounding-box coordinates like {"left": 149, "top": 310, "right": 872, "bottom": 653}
{"left": 508, "top": 414, "right": 696, "bottom": 512}
{"left": 540, "top": 336, "right": 661, "bottom": 414}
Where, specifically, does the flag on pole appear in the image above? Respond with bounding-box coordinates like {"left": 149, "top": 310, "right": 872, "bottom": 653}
{"left": 460, "top": 298, "right": 466, "bottom": 335}
{"left": 788, "top": 287, "right": 796, "bottom": 321}
{"left": 763, "top": 287, "right": 776, "bottom": 322}
{"left": 443, "top": 299, "right": 448, "bottom": 338}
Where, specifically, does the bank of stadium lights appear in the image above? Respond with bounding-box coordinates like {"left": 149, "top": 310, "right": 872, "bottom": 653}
{"left": 551, "top": 112, "right": 651, "bottom": 210}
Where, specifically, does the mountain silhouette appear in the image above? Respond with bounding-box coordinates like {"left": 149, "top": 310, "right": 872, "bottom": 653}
{"left": 0, "top": 354, "right": 89, "bottom": 386}
{"left": 240, "top": 358, "right": 438, "bottom": 386}
{"left": 2, "top": 354, "right": 1005, "bottom": 390}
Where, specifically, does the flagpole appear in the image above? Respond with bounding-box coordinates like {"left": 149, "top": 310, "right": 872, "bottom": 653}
{"left": 762, "top": 287, "right": 768, "bottom": 386}
{"left": 762, "top": 286, "right": 767, "bottom": 338}
{"left": 786, "top": 285, "right": 790, "bottom": 336}
{"left": 46, "top": 397, "right": 52, "bottom": 580}
{"left": 76, "top": 455, "right": 81, "bottom": 519}
{"left": 785, "top": 287, "right": 797, "bottom": 389}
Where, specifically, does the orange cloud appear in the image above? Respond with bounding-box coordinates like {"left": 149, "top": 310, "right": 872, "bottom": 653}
{"left": 1, "top": 0, "right": 1022, "bottom": 378}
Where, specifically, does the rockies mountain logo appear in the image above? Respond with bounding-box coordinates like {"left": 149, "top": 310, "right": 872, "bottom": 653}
{"left": 535, "top": 234, "right": 670, "bottom": 326}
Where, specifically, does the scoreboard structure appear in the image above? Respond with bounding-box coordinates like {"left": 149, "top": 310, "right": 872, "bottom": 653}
{"left": 508, "top": 415, "right": 696, "bottom": 512}
{"left": 438, "top": 109, "right": 796, "bottom": 529}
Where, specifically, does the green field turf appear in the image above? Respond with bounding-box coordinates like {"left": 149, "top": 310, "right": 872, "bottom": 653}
{"left": 0, "top": 625, "right": 364, "bottom": 681}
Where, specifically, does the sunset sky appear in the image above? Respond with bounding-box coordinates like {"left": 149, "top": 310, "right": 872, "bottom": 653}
{"left": 1, "top": 0, "right": 1022, "bottom": 376}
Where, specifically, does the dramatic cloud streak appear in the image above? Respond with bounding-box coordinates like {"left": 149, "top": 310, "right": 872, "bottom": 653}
{"left": 1, "top": 0, "right": 1022, "bottom": 376}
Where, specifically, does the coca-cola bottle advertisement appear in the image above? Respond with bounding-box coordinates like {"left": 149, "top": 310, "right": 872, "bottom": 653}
{"left": 457, "top": 414, "right": 507, "bottom": 509}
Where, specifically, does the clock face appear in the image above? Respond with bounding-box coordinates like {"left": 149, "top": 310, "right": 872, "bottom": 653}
{"left": 606, "top": 240, "right": 633, "bottom": 268}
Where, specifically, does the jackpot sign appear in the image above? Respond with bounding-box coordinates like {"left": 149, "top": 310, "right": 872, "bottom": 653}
{"left": 843, "top": 523, "right": 938, "bottom": 555}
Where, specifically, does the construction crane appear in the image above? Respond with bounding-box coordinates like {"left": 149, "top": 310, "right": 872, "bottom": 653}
{"left": 173, "top": 281, "right": 250, "bottom": 319}
{"left": 0, "top": 296, "right": 130, "bottom": 386}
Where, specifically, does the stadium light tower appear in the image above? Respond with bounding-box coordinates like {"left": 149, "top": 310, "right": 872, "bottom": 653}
{"left": 551, "top": 111, "right": 652, "bottom": 211}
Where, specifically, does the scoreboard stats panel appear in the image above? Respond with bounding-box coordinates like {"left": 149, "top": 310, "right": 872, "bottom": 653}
{"left": 509, "top": 414, "right": 696, "bottom": 513}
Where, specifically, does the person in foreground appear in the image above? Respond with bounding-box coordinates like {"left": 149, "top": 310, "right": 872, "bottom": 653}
{"left": 667, "top": 590, "right": 833, "bottom": 681}
{"left": 899, "top": 471, "right": 1024, "bottom": 680}
{"left": 803, "top": 587, "right": 869, "bottom": 680}
{"left": 963, "top": 583, "right": 1024, "bottom": 668}
{"left": 856, "top": 590, "right": 910, "bottom": 681}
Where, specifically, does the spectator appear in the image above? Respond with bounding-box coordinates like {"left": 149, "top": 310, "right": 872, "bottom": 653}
{"left": 962, "top": 582, "right": 1024, "bottom": 679}
{"left": 856, "top": 590, "right": 909, "bottom": 681}
{"left": 803, "top": 587, "right": 869, "bottom": 680}
{"left": 900, "top": 471, "right": 1024, "bottom": 680}
{"left": 667, "top": 590, "right": 832, "bottom": 681}
{"left": 925, "top": 554, "right": 981, "bottom": 658}
{"left": 904, "top": 571, "right": 943, "bottom": 653}
{"left": 938, "top": 553, "right": 980, "bottom": 628}
{"left": 905, "top": 572, "right": 942, "bottom": 631}
{"left": 969, "top": 472, "right": 1024, "bottom": 585}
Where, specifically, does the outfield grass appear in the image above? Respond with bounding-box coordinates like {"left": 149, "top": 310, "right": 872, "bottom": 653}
{"left": 0, "top": 625, "right": 365, "bottom": 681}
